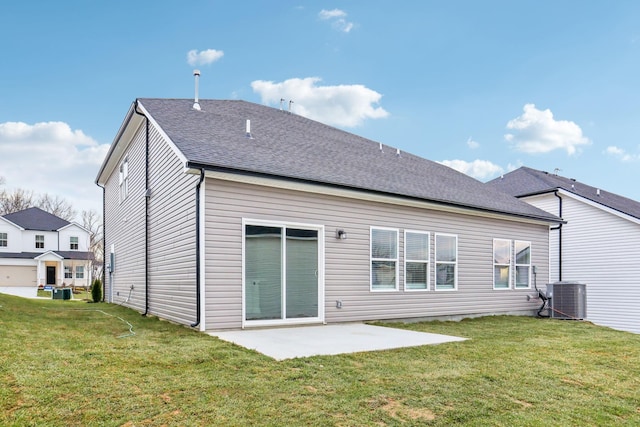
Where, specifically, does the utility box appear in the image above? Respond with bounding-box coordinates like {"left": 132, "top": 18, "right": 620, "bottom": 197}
{"left": 52, "top": 288, "right": 72, "bottom": 300}
{"left": 547, "top": 281, "right": 586, "bottom": 320}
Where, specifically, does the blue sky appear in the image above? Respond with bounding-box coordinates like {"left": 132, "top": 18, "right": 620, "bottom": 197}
{"left": 1, "top": 1, "right": 639, "bottom": 217}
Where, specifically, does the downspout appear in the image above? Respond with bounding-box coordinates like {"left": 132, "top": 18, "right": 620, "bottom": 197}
{"left": 97, "top": 182, "right": 106, "bottom": 301}
{"left": 550, "top": 191, "right": 563, "bottom": 281}
{"left": 133, "top": 100, "right": 150, "bottom": 316}
{"left": 190, "top": 168, "right": 205, "bottom": 328}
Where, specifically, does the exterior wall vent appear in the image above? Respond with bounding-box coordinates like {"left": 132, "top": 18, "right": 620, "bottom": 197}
{"left": 546, "top": 281, "right": 587, "bottom": 320}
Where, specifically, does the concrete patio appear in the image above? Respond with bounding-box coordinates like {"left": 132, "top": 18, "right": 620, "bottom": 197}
{"left": 209, "top": 323, "right": 467, "bottom": 360}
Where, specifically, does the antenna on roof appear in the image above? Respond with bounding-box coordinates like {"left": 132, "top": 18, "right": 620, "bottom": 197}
{"left": 193, "top": 69, "right": 201, "bottom": 111}
{"left": 288, "top": 100, "right": 294, "bottom": 113}
{"left": 553, "top": 167, "right": 561, "bottom": 175}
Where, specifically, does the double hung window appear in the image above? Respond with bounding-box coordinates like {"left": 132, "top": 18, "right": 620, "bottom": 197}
{"left": 119, "top": 158, "right": 129, "bottom": 201}
{"left": 0, "top": 232, "right": 7, "bottom": 247}
{"left": 493, "top": 239, "right": 511, "bottom": 289}
{"left": 35, "top": 235, "right": 44, "bottom": 249}
{"left": 515, "top": 241, "right": 531, "bottom": 289}
{"left": 370, "top": 227, "right": 398, "bottom": 291}
{"left": 435, "top": 234, "right": 457, "bottom": 290}
{"left": 405, "top": 231, "right": 429, "bottom": 290}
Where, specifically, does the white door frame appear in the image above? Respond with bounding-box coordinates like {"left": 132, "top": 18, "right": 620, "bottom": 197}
{"left": 241, "top": 218, "right": 325, "bottom": 329}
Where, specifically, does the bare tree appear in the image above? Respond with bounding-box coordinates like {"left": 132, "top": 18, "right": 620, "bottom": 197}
{"left": 0, "top": 188, "right": 35, "bottom": 216}
{"left": 36, "top": 193, "right": 77, "bottom": 222}
{"left": 82, "top": 209, "right": 104, "bottom": 280}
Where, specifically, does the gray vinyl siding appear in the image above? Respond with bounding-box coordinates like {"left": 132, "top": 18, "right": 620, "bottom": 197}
{"left": 103, "top": 122, "right": 146, "bottom": 311}
{"left": 523, "top": 192, "right": 640, "bottom": 334}
{"left": 204, "top": 179, "right": 550, "bottom": 330}
{"left": 103, "top": 121, "right": 198, "bottom": 325}
{"left": 147, "top": 124, "right": 198, "bottom": 325}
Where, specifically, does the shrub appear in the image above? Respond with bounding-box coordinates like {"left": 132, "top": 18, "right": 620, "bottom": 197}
{"left": 91, "top": 279, "right": 102, "bottom": 303}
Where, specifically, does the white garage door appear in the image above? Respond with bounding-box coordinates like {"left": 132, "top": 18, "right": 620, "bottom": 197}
{"left": 0, "top": 266, "right": 37, "bottom": 287}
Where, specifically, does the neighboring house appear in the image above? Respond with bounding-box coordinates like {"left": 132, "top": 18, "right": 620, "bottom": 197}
{"left": 487, "top": 167, "right": 640, "bottom": 334}
{"left": 0, "top": 207, "right": 93, "bottom": 298}
{"left": 95, "top": 98, "right": 560, "bottom": 332}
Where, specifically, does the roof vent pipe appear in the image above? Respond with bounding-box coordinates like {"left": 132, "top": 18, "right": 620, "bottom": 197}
{"left": 597, "top": 188, "right": 601, "bottom": 196}
{"left": 245, "top": 119, "right": 253, "bottom": 139}
{"left": 193, "top": 69, "right": 201, "bottom": 111}
{"left": 289, "top": 100, "right": 294, "bottom": 113}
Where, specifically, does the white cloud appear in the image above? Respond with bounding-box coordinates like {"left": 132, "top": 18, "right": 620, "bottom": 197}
{"left": 439, "top": 159, "right": 504, "bottom": 180}
{"left": 187, "top": 49, "right": 224, "bottom": 67}
{"left": 0, "top": 121, "right": 110, "bottom": 217}
{"left": 466, "top": 137, "right": 479, "bottom": 149}
{"left": 504, "top": 104, "right": 590, "bottom": 155}
{"left": 251, "top": 77, "right": 389, "bottom": 127}
{"left": 605, "top": 145, "right": 639, "bottom": 162}
{"left": 319, "top": 8, "right": 354, "bottom": 33}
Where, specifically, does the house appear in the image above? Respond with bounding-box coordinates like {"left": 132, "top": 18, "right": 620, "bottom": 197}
{"left": 487, "top": 167, "right": 640, "bottom": 334}
{"left": 95, "top": 98, "right": 561, "bottom": 331}
{"left": 0, "top": 207, "right": 93, "bottom": 298}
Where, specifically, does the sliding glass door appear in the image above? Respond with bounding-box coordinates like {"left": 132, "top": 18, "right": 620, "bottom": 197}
{"left": 244, "top": 222, "right": 322, "bottom": 325}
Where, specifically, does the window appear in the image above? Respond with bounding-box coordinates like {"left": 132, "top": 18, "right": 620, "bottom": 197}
{"left": 35, "top": 235, "right": 44, "bottom": 249}
{"left": 371, "top": 227, "right": 398, "bottom": 291}
{"left": 75, "top": 266, "right": 84, "bottom": 279}
{"left": 435, "top": 234, "right": 457, "bottom": 290}
{"left": 493, "top": 239, "right": 511, "bottom": 289}
{"left": 70, "top": 236, "right": 78, "bottom": 250}
{"left": 515, "top": 241, "right": 531, "bottom": 289}
{"left": 64, "top": 266, "right": 72, "bottom": 279}
{"left": 405, "top": 230, "right": 429, "bottom": 291}
{"left": 119, "top": 158, "right": 129, "bottom": 201}
{"left": 0, "top": 232, "right": 7, "bottom": 247}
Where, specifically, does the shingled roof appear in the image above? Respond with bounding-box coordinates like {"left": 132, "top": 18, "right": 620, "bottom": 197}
{"left": 487, "top": 166, "right": 640, "bottom": 221}
{"left": 134, "top": 98, "right": 559, "bottom": 223}
{"left": 2, "top": 207, "right": 70, "bottom": 231}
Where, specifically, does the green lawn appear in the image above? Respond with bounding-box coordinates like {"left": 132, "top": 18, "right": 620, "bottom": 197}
{"left": 1, "top": 293, "right": 638, "bottom": 426}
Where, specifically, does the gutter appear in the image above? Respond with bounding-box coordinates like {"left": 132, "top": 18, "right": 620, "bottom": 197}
{"left": 133, "top": 100, "right": 150, "bottom": 316}
{"left": 550, "top": 191, "right": 563, "bottom": 281}
{"left": 190, "top": 168, "right": 205, "bottom": 328}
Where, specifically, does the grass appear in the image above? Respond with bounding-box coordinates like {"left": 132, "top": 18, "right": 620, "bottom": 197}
{"left": 1, "top": 293, "right": 638, "bottom": 426}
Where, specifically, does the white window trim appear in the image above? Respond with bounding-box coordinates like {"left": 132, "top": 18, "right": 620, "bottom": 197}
{"left": 404, "top": 229, "right": 430, "bottom": 292}
{"left": 70, "top": 236, "right": 79, "bottom": 250}
{"left": 75, "top": 265, "right": 85, "bottom": 279}
{"left": 35, "top": 234, "right": 45, "bottom": 249}
{"left": 370, "top": 226, "right": 399, "bottom": 292}
{"left": 493, "top": 238, "right": 512, "bottom": 290}
{"left": 0, "top": 232, "right": 7, "bottom": 247}
{"left": 514, "top": 240, "right": 532, "bottom": 289}
{"left": 434, "top": 233, "right": 458, "bottom": 291}
{"left": 241, "top": 218, "right": 325, "bottom": 329}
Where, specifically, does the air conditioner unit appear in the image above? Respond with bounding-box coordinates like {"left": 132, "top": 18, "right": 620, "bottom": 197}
{"left": 546, "top": 281, "right": 587, "bottom": 320}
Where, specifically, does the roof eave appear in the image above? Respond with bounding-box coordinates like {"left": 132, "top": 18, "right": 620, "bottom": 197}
{"left": 186, "top": 161, "right": 562, "bottom": 225}
{"left": 95, "top": 101, "right": 144, "bottom": 186}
